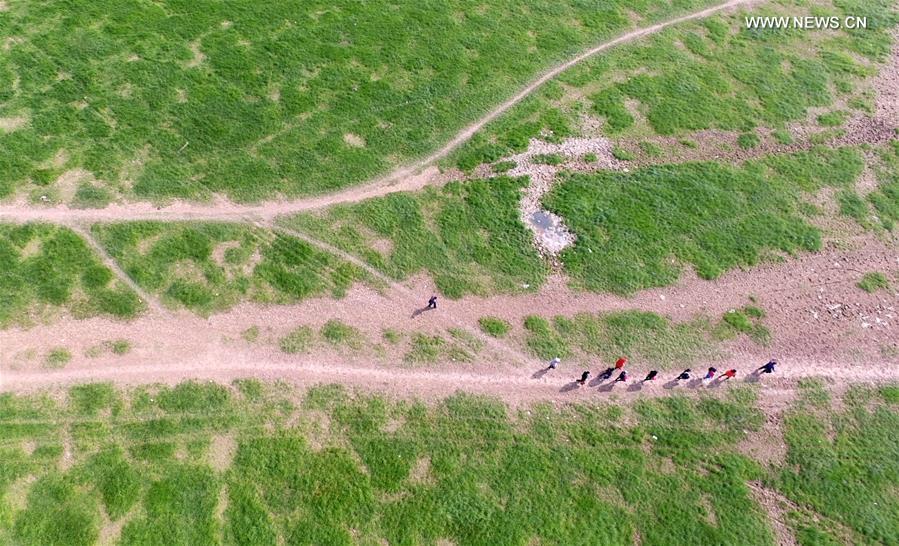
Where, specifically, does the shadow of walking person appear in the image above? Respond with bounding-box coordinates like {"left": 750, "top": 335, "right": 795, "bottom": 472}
{"left": 627, "top": 382, "right": 643, "bottom": 392}
{"left": 560, "top": 381, "right": 580, "bottom": 393}
{"left": 597, "top": 382, "right": 616, "bottom": 393}
{"left": 663, "top": 380, "right": 680, "bottom": 390}
{"left": 411, "top": 306, "right": 433, "bottom": 319}
{"left": 532, "top": 368, "right": 550, "bottom": 380}
{"left": 744, "top": 372, "right": 761, "bottom": 384}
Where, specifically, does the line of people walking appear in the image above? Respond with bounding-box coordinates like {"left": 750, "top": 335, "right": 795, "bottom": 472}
{"left": 551, "top": 356, "right": 778, "bottom": 390}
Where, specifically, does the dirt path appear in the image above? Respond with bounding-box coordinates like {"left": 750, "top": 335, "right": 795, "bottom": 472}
{"left": 2, "top": 230, "right": 895, "bottom": 402}
{"left": 0, "top": 0, "right": 759, "bottom": 225}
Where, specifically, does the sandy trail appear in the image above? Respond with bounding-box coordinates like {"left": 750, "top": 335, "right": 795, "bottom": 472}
{"left": 2, "top": 231, "right": 895, "bottom": 402}
{"left": 0, "top": 0, "right": 759, "bottom": 225}
{"left": 1, "top": 351, "right": 896, "bottom": 406}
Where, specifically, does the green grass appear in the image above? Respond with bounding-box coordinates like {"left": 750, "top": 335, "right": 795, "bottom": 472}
{"left": 638, "top": 141, "right": 663, "bottom": 157}
{"left": 478, "top": 316, "right": 511, "bottom": 338}
{"left": 71, "top": 184, "right": 113, "bottom": 210}
{"left": 816, "top": 111, "right": 847, "bottom": 127}
{"left": 737, "top": 132, "right": 760, "bottom": 149}
{"left": 44, "top": 348, "right": 72, "bottom": 368}
{"left": 1, "top": 380, "right": 899, "bottom": 545}
{"left": 91, "top": 222, "right": 366, "bottom": 314}
{"left": 285, "top": 176, "right": 546, "bottom": 298}
{"left": 404, "top": 334, "right": 445, "bottom": 364}
{"left": 716, "top": 306, "right": 770, "bottom": 345}
{"left": 857, "top": 272, "right": 890, "bottom": 293}
{"left": 532, "top": 153, "right": 563, "bottom": 166}
{"left": 109, "top": 339, "right": 131, "bottom": 355}
{"left": 612, "top": 146, "right": 635, "bottom": 161}
{"left": 777, "top": 387, "right": 899, "bottom": 544}
{"left": 0, "top": 0, "right": 717, "bottom": 203}
{"left": 0, "top": 224, "right": 144, "bottom": 328}
{"left": 491, "top": 160, "right": 516, "bottom": 174}
{"left": 320, "top": 319, "right": 362, "bottom": 348}
{"left": 453, "top": 0, "right": 897, "bottom": 169}
{"left": 524, "top": 310, "right": 716, "bottom": 367}
{"left": 582, "top": 153, "right": 598, "bottom": 163}
{"left": 544, "top": 147, "right": 863, "bottom": 294}
{"left": 278, "top": 326, "right": 314, "bottom": 354}
{"left": 865, "top": 140, "right": 899, "bottom": 231}
{"left": 382, "top": 329, "right": 402, "bottom": 345}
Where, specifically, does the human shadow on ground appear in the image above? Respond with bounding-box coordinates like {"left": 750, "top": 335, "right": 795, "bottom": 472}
{"left": 627, "top": 382, "right": 644, "bottom": 392}
{"left": 597, "top": 382, "right": 618, "bottom": 393}
{"left": 663, "top": 380, "right": 681, "bottom": 390}
{"left": 532, "top": 368, "right": 550, "bottom": 379}
{"left": 560, "top": 381, "right": 581, "bottom": 393}
{"left": 411, "top": 306, "right": 435, "bottom": 318}
{"left": 589, "top": 371, "right": 614, "bottom": 387}
{"left": 744, "top": 371, "right": 762, "bottom": 383}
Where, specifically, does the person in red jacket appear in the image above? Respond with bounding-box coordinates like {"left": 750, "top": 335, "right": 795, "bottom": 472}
{"left": 615, "top": 357, "right": 628, "bottom": 370}
{"left": 721, "top": 369, "right": 737, "bottom": 381}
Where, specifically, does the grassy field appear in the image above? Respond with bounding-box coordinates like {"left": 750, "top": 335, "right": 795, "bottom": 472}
{"left": 0, "top": 0, "right": 725, "bottom": 204}
{"left": 518, "top": 308, "right": 766, "bottom": 366}
{"left": 544, "top": 146, "right": 863, "bottom": 294}
{"left": 0, "top": 380, "right": 897, "bottom": 545}
{"left": 91, "top": 222, "right": 367, "bottom": 314}
{"left": 0, "top": 224, "right": 143, "bottom": 327}
{"left": 284, "top": 176, "right": 545, "bottom": 298}
{"left": 846, "top": 140, "right": 899, "bottom": 231}
{"left": 452, "top": 0, "right": 899, "bottom": 169}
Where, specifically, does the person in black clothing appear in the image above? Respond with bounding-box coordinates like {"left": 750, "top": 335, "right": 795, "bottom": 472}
{"left": 704, "top": 367, "right": 717, "bottom": 380}
{"left": 676, "top": 368, "right": 691, "bottom": 381}
{"left": 758, "top": 359, "right": 777, "bottom": 374}
{"left": 643, "top": 370, "right": 658, "bottom": 382}
{"left": 577, "top": 370, "right": 590, "bottom": 385}
{"left": 598, "top": 367, "right": 615, "bottom": 380}
{"left": 427, "top": 295, "right": 438, "bottom": 309}
{"left": 615, "top": 370, "right": 628, "bottom": 383}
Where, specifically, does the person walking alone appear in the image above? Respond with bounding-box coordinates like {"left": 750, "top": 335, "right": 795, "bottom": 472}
{"left": 547, "top": 357, "right": 561, "bottom": 370}
{"left": 427, "top": 295, "right": 438, "bottom": 309}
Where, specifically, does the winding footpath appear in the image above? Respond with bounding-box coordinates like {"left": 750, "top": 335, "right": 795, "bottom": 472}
{"left": 0, "top": 0, "right": 759, "bottom": 226}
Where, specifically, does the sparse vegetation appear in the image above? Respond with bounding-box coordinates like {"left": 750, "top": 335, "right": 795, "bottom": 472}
{"left": 857, "top": 272, "right": 890, "bottom": 293}
{"left": 478, "top": 316, "right": 511, "bottom": 338}
{"left": 532, "top": 153, "right": 563, "bottom": 166}
{"left": 737, "top": 132, "right": 760, "bottom": 149}
{"left": 241, "top": 326, "right": 260, "bottom": 343}
{"left": 716, "top": 306, "right": 770, "bottom": 345}
{"left": 524, "top": 310, "right": 716, "bottom": 367}
{"left": 279, "top": 326, "right": 314, "bottom": 354}
{"left": 45, "top": 348, "right": 72, "bottom": 368}
{"left": 320, "top": 319, "right": 362, "bottom": 348}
